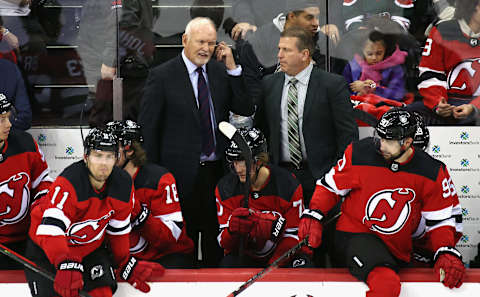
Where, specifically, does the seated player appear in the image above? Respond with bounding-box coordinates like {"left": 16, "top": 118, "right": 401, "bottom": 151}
{"left": 26, "top": 128, "right": 164, "bottom": 297}
{"left": 0, "top": 94, "right": 52, "bottom": 269}
{"left": 216, "top": 127, "right": 312, "bottom": 267}
{"left": 299, "top": 109, "right": 464, "bottom": 297}
{"left": 107, "top": 120, "right": 194, "bottom": 268}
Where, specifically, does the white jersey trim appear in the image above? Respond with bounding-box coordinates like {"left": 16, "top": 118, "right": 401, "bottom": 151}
{"left": 36, "top": 224, "right": 65, "bottom": 236}
{"left": 106, "top": 216, "right": 131, "bottom": 235}
{"left": 32, "top": 168, "right": 53, "bottom": 189}
{"left": 156, "top": 212, "right": 183, "bottom": 241}
{"left": 418, "top": 78, "right": 448, "bottom": 90}
{"left": 43, "top": 207, "right": 71, "bottom": 229}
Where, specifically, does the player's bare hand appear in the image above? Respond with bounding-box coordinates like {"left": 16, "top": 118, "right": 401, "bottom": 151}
{"left": 231, "top": 22, "right": 257, "bottom": 41}
{"left": 215, "top": 41, "right": 236, "bottom": 70}
{"left": 101, "top": 64, "right": 116, "bottom": 80}
{"left": 453, "top": 104, "right": 474, "bottom": 119}
{"left": 435, "top": 98, "right": 454, "bottom": 117}
{"left": 2, "top": 30, "right": 19, "bottom": 49}
{"left": 320, "top": 24, "right": 340, "bottom": 45}
{"left": 350, "top": 80, "right": 365, "bottom": 93}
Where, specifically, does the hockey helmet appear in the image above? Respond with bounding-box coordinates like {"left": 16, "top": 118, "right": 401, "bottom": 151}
{"left": 412, "top": 112, "right": 430, "bottom": 151}
{"left": 84, "top": 128, "right": 119, "bottom": 155}
{"left": 0, "top": 93, "right": 12, "bottom": 115}
{"left": 375, "top": 109, "right": 416, "bottom": 140}
{"left": 106, "top": 120, "right": 143, "bottom": 148}
{"left": 225, "top": 127, "right": 267, "bottom": 162}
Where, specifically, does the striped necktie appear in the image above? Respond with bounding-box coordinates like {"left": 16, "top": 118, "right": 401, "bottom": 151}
{"left": 196, "top": 67, "right": 215, "bottom": 155}
{"left": 287, "top": 78, "right": 302, "bottom": 168}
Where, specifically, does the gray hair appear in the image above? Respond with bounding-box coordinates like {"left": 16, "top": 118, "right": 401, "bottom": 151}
{"left": 185, "top": 17, "right": 216, "bottom": 36}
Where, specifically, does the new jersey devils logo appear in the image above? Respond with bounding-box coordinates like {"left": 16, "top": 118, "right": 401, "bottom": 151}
{"left": 363, "top": 188, "right": 415, "bottom": 234}
{"left": 0, "top": 173, "right": 30, "bottom": 226}
{"left": 67, "top": 210, "right": 114, "bottom": 244}
{"left": 448, "top": 58, "right": 480, "bottom": 96}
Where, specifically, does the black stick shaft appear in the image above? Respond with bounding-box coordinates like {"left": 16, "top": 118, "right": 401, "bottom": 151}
{"left": 0, "top": 242, "right": 92, "bottom": 297}
{"left": 226, "top": 212, "right": 342, "bottom": 297}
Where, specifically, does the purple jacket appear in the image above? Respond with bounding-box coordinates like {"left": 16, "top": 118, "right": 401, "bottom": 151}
{"left": 343, "top": 55, "right": 406, "bottom": 102}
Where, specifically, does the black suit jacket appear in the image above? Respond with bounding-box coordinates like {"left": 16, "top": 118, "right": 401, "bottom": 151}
{"left": 138, "top": 55, "right": 254, "bottom": 200}
{"left": 255, "top": 66, "right": 358, "bottom": 180}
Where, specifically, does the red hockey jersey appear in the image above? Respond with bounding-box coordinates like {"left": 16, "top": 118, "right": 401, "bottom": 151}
{"left": 29, "top": 161, "right": 134, "bottom": 265}
{"left": 310, "top": 138, "right": 462, "bottom": 263}
{"left": 129, "top": 163, "right": 193, "bottom": 260}
{"left": 216, "top": 165, "right": 306, "bottom": 264}
{"left": 0, "top": 130, "right": 52, "bottom": 243}
{"left": 418, "top": 20, "right": 480, "bottom": 110}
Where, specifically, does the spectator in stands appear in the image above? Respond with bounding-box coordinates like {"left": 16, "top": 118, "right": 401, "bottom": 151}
{"left": 0, "top": 94, "right": 52, "bottom": 269}
{"left": 138, "top": 17, "right": 253, "bottom": 267}
{"left": 411, "top": 0, "right": 480, "bottom": 125}
{"left": 342, "top": 0, "right": 415, "bottom": 32}
{"left": 343, "top": 30, "right": 407, "bottom": 102}
{"left": 0, "top": 59, "right": 32, "bottom": 130}
{"left": 216, "top": 127, "right": 312, "bottom": 268}
{"left": 0, "top": 20, "right": 19, "bottom": 63}
{"left": 79, "top": 0, "right": 156, "bottom": 127}
{"left": 19, "top": 1, "right": 89, "bottom": 126}
{"left": 107, "top": 120, "right": 195, "bottom": 268}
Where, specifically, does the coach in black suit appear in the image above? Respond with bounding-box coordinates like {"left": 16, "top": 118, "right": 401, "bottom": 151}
{"left": 255, "top": 27, "right": 358, "bottom": 205}
{"left": 138, "top": 17, "right": 254, "bottom": 267}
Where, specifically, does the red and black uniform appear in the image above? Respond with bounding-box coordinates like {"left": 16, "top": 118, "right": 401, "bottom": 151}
{"left": 26, "top": 160, "right": 134, "bottom": 296}
{"left": 311, "top": 138, "right": 461, "bottom": 265}
{"left": 418, "top": 19, "right": 480, "bottom": 111}
{"left": 0, "top": 130, "right": 52, "bottom": 268}
{"left": 129, "top": 163, "right": 193, "bottom": 267}
{"left": 216, "top": 165, "right": 309, "bottom": 266}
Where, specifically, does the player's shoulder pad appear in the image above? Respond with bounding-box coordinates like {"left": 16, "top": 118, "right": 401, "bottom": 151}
{"left": 436, "top": 20, "right": 466, "bottom": 42}
{"left": 351, "top": 137, "right": 383, "bottom": 167}
{"left": 217, "top": 173, "right": 243, "bottom": 202}
{"left": 134, "top": 163, "right": 170, "bottom": 190}
{"left": 6, "top": 129, "right": 36, "bottom": 157}
{"left": 58, "top": 161, "right": 91, "bottom": 201}
{"left": 269, "top": 165, "right": 301, "bottom": 203}
{"left": 403, "top": 149, "right": 443, "bottom": 181}
{"left": 107, "top": 166, "right": 133, "bottom": 203}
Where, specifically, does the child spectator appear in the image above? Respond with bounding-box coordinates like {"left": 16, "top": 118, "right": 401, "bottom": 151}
{"left": 343, "top": 30, "right": 407, "bottom": 102}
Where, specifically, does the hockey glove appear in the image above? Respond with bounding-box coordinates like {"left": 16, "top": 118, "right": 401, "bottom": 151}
{"left": 119, "top": 256, "right": 165, "bottom": 293}
{"left": 434, "top": 247, "right": 465, "bottom": 288}
{"left": 228, "top": 208, "right": 253, "bottom": 235}
{"left": 54, "top": 255, "right": 84, "bottom": 297}
{"left": 249, "top": 212, "right": 286, "bottom": 242}
{"left": 298, "top": 209, "right": 324, "bottom": 248}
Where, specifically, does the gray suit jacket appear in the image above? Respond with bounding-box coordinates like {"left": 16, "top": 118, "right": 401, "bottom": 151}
{"left": 255, "top": 66, "right": 358, "bottom": 179}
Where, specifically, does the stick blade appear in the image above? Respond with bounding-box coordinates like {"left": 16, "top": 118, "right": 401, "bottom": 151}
{"left": 219, "top": 121, "right": 237, "bottom": 139}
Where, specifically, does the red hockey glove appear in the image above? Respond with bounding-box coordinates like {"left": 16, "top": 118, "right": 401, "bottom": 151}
{"left": 298, "top": 209, "right": 324, "bottom": 248}
{"left": 228, "top": 208, "right": 253, "bottom": 235}
{"left": 249, "top": 212, "right": 286, "bottom": 242}
{"left": 119, "top": 256, "right": 165, "bottom": 293}
{"left": 54, "top": 255, "right": 84, "bottom": 297}
{"left": 434, "top": 247, "right": 465, "bottom": 289}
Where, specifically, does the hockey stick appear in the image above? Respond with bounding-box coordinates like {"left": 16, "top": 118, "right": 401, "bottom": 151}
{"left": 226, "top": 211, "right": 342, "bottom": 297}
{"left": 0, "top": 242, "right": 92, "bottom": 297}
{"left": 219, "top": 122, "right": 253, "bottom": 258}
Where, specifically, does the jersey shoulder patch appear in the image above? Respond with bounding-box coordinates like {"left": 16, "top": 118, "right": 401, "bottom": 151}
{"left": 6, "top": 130, "right": 36, "bottom": 158}
{"left": 403, "top": 150, "right": 442, "bottom": 181}
{"left": 107, "top": 167, "right": 133, "bottom": 203}
{"left": 436, "top": 20, "right": 467, "bottom": 43}
{"left": 351, "top": 137, "right": 385, "bottom": 167}
{"left": 268, "top": 165, "right": 300, "bottom": 203}
{"left": 217, "top": 173, "right": 243, "bottom": 202}
{"left": 134, "top": 163, "right": 169, "bottom": 190}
